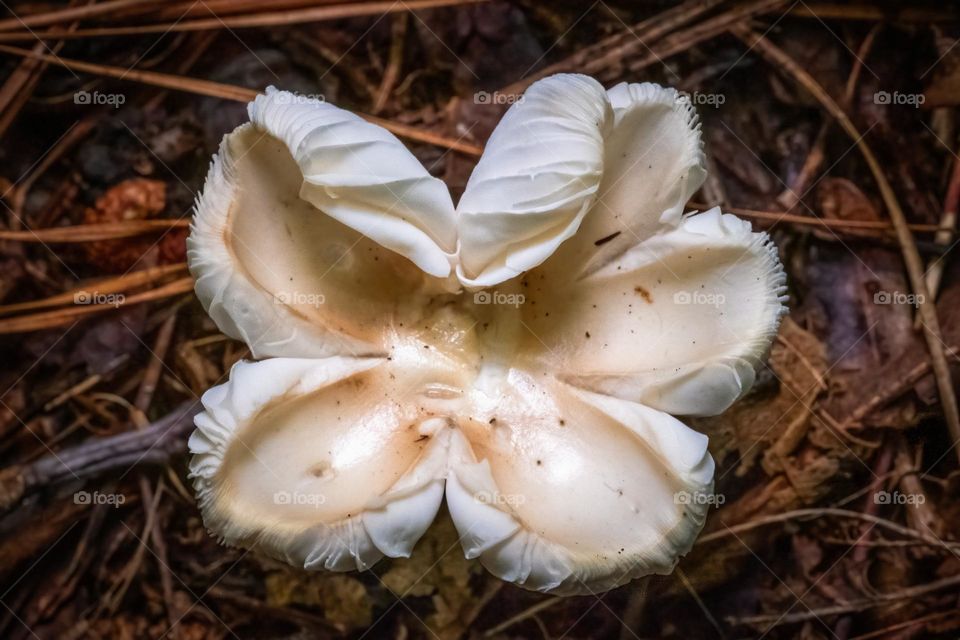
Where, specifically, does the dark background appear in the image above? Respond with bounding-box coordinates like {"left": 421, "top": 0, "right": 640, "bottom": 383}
{"left": 0, "top": 1, "right": 959, "bottom": 638}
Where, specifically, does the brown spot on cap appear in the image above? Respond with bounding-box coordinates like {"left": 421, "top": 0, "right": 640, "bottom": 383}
{"left": 633, "top": 285, "right": 653, "bottom": 303}
{"left": 593, "top": 231, "right": 621, "bottom": 246}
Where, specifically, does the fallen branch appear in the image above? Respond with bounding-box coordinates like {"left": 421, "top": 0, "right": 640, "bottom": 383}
{"left": 0, "top": 400, "right": 200, "bottom": 510}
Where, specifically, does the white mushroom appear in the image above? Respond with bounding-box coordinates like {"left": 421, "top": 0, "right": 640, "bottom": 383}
{"left": 187, "top": 75, "right": 787, "bottom": 595}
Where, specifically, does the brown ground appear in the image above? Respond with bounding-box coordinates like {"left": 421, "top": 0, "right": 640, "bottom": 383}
{"left": 1, "top": 1, "right": 960, "bottom": 638}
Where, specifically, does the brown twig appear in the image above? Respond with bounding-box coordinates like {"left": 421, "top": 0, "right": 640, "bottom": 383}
{"left": 0, "top": 276, "right": 193, "bottom": 334}
{"left": 8, "top": 118, "right": 97, "bottom": 226}
{"left": 482, "top": 597, "right": 562, "bottom": 638}
{"left": 676, "top": 567, "right": 726, "bottom": 639}
{"left": 0, "top": 219, "right": 190, "bottom": 242}
{"left": 131, "top": 313, "right": 179, "bottom": 634}
{"left": 777, "top": 24, "right": 880, "bottom": 209}
{"left": 730, "top": 571, "right": 960, "bottom": 626}
{"left": 0, "top": 263, "right": 186, "bottom": 316}
{"left": 689, "top": 201, "right": 949, "bottom": 234}
{"left": 626, "top": 0, "right": 789, "bottom": 75}
{"left": 842, "top": 346, "right": 959, "bottom": 429}
{"left": 0, "top": 0, "right": 152, "bottom": 31}
{"left": 702, "top": 508, "right": 958, "bottom": 551}
{"left": 372, "top": 12, "right": 408, "bottom": 114}
{"left": 849, "top": 610, "right": 960, "bottom": 640}
{"left": 789, "top": 3, "right": 958, "bottom": 23}
{"left": 0, "top": 0, "right": 487, "bottom": 42}
{"left": 835, "top": 441, "right": 894, "bottom": 639}
{"left": 133, "top": 315, "right": 176, "bottom": 416}
{"left": 207, "top": 586, "right": 345, "bottom": 634}
{"left": 500, "top": 0, "right": 725, "bottom": 96}
{"left": 918, "top": 149, "right": 960, "bottom": 320}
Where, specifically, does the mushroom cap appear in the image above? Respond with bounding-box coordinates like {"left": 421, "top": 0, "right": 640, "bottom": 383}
{"left": 187, "top": 76, "right": 787, "bottom": 594}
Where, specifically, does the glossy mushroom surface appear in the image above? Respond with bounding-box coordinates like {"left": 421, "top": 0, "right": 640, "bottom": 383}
{"left": 188, "top": 76, "right": 787, "bottom": 594}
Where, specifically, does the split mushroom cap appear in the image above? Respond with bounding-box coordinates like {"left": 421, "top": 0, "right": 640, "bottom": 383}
{"left": 187, "top": 76, "right": 787, "bottom": 595}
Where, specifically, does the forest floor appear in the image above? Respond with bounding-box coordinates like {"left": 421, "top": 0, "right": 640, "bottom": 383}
{"left": 1, "top": 1, "right": 960, "bottom": 638}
